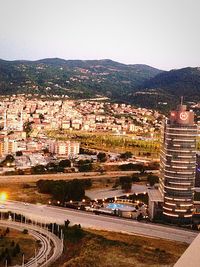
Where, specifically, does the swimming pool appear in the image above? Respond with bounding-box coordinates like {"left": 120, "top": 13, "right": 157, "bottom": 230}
{"left": 106, "top": 203, "right": 135, "bottom": 211}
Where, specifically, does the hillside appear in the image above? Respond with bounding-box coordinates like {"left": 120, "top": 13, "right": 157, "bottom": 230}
{"left": 130, "top": 67, "right": 200, "bottom": 110}
{"left": 1, "top": 58, "right": 200, "bottom": 111}
{"left": 0, "top": 58, "right": 162, "bottom": 100}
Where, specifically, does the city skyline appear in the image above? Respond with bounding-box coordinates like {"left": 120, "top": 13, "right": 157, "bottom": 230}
{"left": 1, "top": 0, "right": 200, "bottom": 70}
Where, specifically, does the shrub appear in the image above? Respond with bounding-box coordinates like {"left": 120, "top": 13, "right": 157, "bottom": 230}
{"left": 15, "top": 243, "right": 20, "bottom": 254}
{"left": 22, "top": 229, "right": 28, "bottom": 234}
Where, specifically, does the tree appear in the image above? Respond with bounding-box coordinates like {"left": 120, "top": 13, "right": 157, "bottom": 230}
{"left": 138, "top": 164, "right": 146, "bottom": 174}
{"left": 39, "top": 113, "right": 45, "bottom": 121}
{"left": 5, "top": 253, "right": 12, "bottom": 265}
{"left": 97, "top": 152, "right": 107, "bottom": 162}
{"left": 120, "top": 151, "right": 133, "bottom": 160}
{"left": 16, "top": 151, "right": 23, "bottom": 156}
{"left": 15, "top": 243, "right": 20, "bottom": 254}
{"left": 22, "top": 229, "right": 28, "bottom": 234}
{"left": 42, "top": 148, "right": 49, "bottom": 154}
{"left": 23, "top": 121, "right": 33, "bottom": 136}
{"left": 37, "top": 179, "right": 86, "bottom": 202}
{"left": 64, "top": 220, "right": 70, "bottom": 228}
{"left": 5, "top": 155, "right": 15, "bottom": 163}
{"left": 147, "top": 174, "right": 159, "bottom": 187}
{"left": 32, "top": 165, "right": 46, "bottom": 174}
{"left": 59, "top": 159, "right": 71, "bottom": 168}
{"left": 137, "top": 213, "right": 143, "bottom": 221}
{"left": 122, "top": 182, "right": 132, "bottom": 192}
{"left": 79, "top": 163, "right": 93, "bottom": 172}
{"left": 131, "top": 175, "right": 140, "bottom": 182}
{"left": 119, "top": 176, "right": 132, "bottom": 192}
{"left": 46, "top": 162, "right": 57, "bottom": 173}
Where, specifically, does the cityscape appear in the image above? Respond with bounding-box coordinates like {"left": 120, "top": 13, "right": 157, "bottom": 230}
{"left": 0, "top": 0, "right": 200, "bottom": 267}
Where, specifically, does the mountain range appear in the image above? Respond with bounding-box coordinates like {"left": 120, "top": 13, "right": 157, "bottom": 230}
{"left": 0, "top": 58, "right": 200, "bottom": 110}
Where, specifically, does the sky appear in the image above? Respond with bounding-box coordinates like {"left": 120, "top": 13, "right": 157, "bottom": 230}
{"left": 0, "top": 0, "right": 200, "bottom": 70}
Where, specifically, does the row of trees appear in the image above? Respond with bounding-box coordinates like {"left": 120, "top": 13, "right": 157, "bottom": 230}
{"left": 49, "top": 130, "right": 159, "bottom": 155}
{"left": 36, "top": 179, "right": 92, "bottom": 203}
{"left": 0, "top": 227, "right": 21, "bottom": 265}
{"left": 119, "top": 162, "right": 159, "bottom": 172}
{"left": 32, "top": 159, "right": 71, "bottom": 174}
{"left": 114, "top": 173, "right": 159, "bottom": 192}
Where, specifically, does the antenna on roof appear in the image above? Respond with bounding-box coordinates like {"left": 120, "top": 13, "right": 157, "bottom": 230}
{"left": 181, "top": 96, "right": 183, "bottom": 105}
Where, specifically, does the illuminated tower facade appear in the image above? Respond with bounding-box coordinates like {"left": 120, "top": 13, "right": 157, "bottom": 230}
{"left": 159, "top": 104, "right": 197, "bottom": 224}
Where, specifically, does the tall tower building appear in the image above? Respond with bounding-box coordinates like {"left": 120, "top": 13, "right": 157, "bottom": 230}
{"left": 159, "top": 104, "right": 197, "bottom": 224}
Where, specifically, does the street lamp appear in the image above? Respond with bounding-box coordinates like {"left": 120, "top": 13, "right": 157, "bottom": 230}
{"left": 0, "top": 192, "right": 7, "bottom": 202}
{"left": 0, "top": 192, "right": 7, "bottom": 220}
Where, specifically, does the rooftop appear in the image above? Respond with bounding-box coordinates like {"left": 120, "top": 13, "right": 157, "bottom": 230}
{"left": 148, "top": 188, "right": 163, "bottom": 202}
{"left": 86, "top": 184, "right": 147, "bottom": 200}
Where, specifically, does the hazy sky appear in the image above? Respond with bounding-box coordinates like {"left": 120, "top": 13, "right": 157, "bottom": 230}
{"left": 0, "top": 0, "right": 200, "bottom": 70}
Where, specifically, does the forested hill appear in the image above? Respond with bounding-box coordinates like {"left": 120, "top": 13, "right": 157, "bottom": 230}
{"left": 127, "top": 67, "right": 200, "bottom": 110}
{"left": 0, "top": 58, "right": 162, "bottom": 99}
{"left": 1, "top": 58, "right": 200, "bottom": 111}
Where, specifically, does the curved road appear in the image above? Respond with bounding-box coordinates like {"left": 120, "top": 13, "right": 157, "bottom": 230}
{"left": 4, "top": 200, "right": 198, "bottom": 244}
{"left": 0, "top": 219, "right": 63, "bottom": 267}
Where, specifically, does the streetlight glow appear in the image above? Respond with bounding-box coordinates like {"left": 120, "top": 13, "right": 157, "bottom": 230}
{"left": 0, "top": 192, "right": 7, "bottom": 201}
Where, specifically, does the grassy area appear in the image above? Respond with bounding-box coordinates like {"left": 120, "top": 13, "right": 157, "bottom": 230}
{"left": 55, "top": 228, "right": 188, "bottom": 267}
{"left": 0, "top": 227, "right": 38, "bottom": 266}
{"left": 0, "top": 182, "right": 50, "bottom": 204}
{"left": 47, "top": 130, "right": 160, "bottom": 157}
{"left": 0, "top": 172, "right": 149, "bottom": 203}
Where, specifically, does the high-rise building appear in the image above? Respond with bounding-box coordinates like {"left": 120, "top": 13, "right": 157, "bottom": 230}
{"left": 159, "top": 104, "right": 197, "bottom": 224}
{"left": 195, "top": 153, "right": 200, "bottom": 187}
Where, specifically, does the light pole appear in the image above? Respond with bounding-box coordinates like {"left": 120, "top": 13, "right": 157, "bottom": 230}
{"left": 35, "top": 248, "right": 37, "bottom": 267}
{"left": 0, "top": 192, "right": 7, "bottom": 221}
{"left": 22, "top": 253, "right": 24, "bottom": 267}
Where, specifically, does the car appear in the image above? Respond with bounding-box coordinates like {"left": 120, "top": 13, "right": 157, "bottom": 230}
{"left": 0, "top": 205, "right": 5, "bottom": 209}
{"left": 24, "top": 203, "right": 29, "bottom": 206}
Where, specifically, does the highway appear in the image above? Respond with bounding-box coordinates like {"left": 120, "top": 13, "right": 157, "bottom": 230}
{"left": 0, "top": 170, "right": 159, "bottom": 184}
{"left": 4, "top": 200, "right": 198, "bottom": 244}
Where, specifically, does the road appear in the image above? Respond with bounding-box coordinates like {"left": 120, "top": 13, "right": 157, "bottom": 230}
{"left": 0, "top": 170, "right": 159, "bottom": 183}
{"left": 0, "top": 220, "right": 63, "bottom": 267}
{"left": 4, "top": 200, "right": 198, "bottom": 244}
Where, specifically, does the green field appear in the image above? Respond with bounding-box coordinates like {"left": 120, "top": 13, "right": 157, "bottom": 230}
{"left": 47, "top": 130, "right": 160, "bottom": 157}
